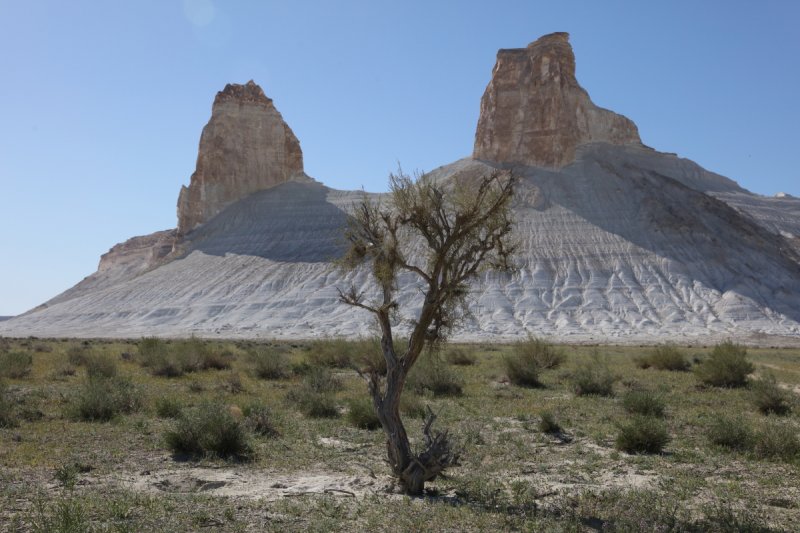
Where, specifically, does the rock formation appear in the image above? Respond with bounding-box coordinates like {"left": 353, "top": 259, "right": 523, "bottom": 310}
{"left": 177, "top": 80, "right": 305, "bottom": 234}
{"left": 473, "top": 32, "right": 641, "bottom": 168}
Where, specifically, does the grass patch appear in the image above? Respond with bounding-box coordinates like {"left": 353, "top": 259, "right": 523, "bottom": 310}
{"left": 346, "top": 397, "right": 380, "bottom": 430}
{"left": 750, "top": 373, "right": 792, "bottom": 415}
{"left": 154, "top": 396, "right": 183, "bottom": 419}
{"left": 0, "top": 379, "right": 18, "bottom": 428}
{"left": 69, "top": 376, "right": 143, "bottom": 422}
{"left": 445, "top": 347, "right": 477, "bottom": 366}
{"left": 0, "top": 351, "right": 33, "bottom": 378}
{"left": 286, "top": 367, "right": 341, "bottom": 418}
{"left": 165, "top": 401, "right": 251, "bottom": 459}
{"left": 538, "top": 411, "right": 561, "bottom": 434}
{"left": 706, "top": 415, "right": 754, "bottom": 452}
{"left": 634, "top": 344, "right": 690, "bottom": 371}
{"left": 84, "top": 353, "right": 118, "bottom": 379}
{"left": 571, "top": 351, "right": 617, "bottom": 397}
{"left": 243, "top": 403, "right": 280, "bottom": 437}
{"left": 621, "top": 390, "right": 666, "bottom": 417}
{"left": 615, "top": 415, "right": 669, "bottom": 454}
{"left": 248, "top": 346, "right": 291, "bottom": 380}
{"left": 752, "top": 420, "right": 800, "bottom": 461}
{"left": 306, "top": 338, "right": 353, "bottom": 368}
{"left": 407, "top": 355, "right": 463, "bottom": 396}
{"left": 694, "top": 341, "right": 753, "bottom": 388}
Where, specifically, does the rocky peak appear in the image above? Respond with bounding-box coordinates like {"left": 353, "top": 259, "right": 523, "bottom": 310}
{"left": 177, "top": 81, "right": 305, "bottom": 234}
{"left": 473, "top": 32, "right": 641, "bottom": 168}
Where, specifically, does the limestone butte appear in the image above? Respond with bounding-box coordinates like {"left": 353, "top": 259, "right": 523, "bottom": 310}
{"left": 473, "top": 32, "right": 641, "bottom": 168}
{"left": 177, "top": 80, "right": 305, "bottom": 234}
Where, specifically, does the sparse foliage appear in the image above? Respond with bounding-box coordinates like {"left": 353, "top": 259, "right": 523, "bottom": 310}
{"left": 750, "top": 373, "right": 792, "bottom": 415}
{"left": 622, "top": 390, "right": 666, "bottom": 418}
{"left": 694, "top": 341, "right": 753, "bottom": 388}
{"left": 635, "top": 344, "right": 690, "bottom": 371}
{"left": 571, "top": 352, "right": 617, "bottom": 397}
{"left": 0, "top": 351, "right": 33, "bottom": 378}
{"left": 615, "top": 415, "right": 670, "bottom": 454}
{"left": 338, "top": 168, "right": 516, "bottom": 494}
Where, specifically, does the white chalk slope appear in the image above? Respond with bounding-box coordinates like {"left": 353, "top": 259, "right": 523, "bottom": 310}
{"left": 3, "top": 143, "right": 799, "bottom": 342}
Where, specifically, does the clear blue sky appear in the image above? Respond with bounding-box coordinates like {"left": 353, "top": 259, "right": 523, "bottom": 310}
{"left": 1, "top": 0, "right": 798, "bottom": 316}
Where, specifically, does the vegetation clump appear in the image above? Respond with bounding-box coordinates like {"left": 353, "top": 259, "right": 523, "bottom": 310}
{"left": 243, "top": 403, "right": 280, "bottom": 437}
{"left": 0, "top": 380, "right": 18, "bottom": 428}
{"left": 286, "top": 367, "right": 341, "bottom": 418}
{"left": 154, "top": 396, "right": 183, "bottom": 419}
{"left": 571, "top": 352, "right": 617, "bottom": 397}
{"left": 70, "top": 376, "right": 142, "bottom": 421}
{"left": 538, "top": 411, "right": 561, "bottom": 434}
{"left": 706, "top": 415, "right": 754, "bottom": 452}
{"left": 347, "top": 397, "right": 381, "bottom": 430}
{"left": 165, "top": 401, "right": 251, "bottom": 459}
{"left": 138, "top": 337, "right": 232, "bottom": 377}
{"left": 84, "top": 354, "right": 118, "bottom": 379}
{"left": 621, "top": 390, "right": 666, "bottom": 418}
{"left": 750, "top": 373, "right": 792, "bottom": 415}
{"left": 248, "top": 346, "right": 291, "bottom": 380}
{"left": 752, "top": 420, "right": 800, "bottom": 461}
{"left": 445, "top": 347, "right": 476, "bottom": 366}
{"left": 694, "top": 341, "right": 753, "bottom": 387}
{"left": 306, "top": 338, "right": 353, "bottom": 368}
{"left": 634, "top": 344, "right": 690, "bottom": 371}
{"left": 615, "top": 415, "right": 670, "bottom": 454}
{"left": 407, "top": 355, "right": 463, "bottom": 397}
{"left": 0, "top": 351, "right": 33, "bottom": 378}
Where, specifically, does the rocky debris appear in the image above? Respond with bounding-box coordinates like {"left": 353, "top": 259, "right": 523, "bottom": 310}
{"left": 177, "top": 80, "right": 306, "bottom": 234}
{"left": 473, "top": 32, "right": 641, "bottom": 168}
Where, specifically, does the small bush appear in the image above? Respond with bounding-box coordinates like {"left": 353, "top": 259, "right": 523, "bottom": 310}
{"left": 66, "top": 345, "right": 91, "bottom": 367}
{"left": 165, "top": 401, "right": 251, "bottom": 459}
{"left": 706, "top": 415, "right": 754, "bottom": 452}
{"left": 306, "top": 338, "right": 353, "bottom": 368}
{"left": 154, "top": 396, "right": 183, "bottom": 419}
{"left": 400, "top": 393, "right": 426, "bottom": 419}
{"left": 349, "top": 337, "right": 390, "bottom": 376}
{"left": 753, "top": 421, "right": 800, "bottom": 461}
{"left": 70, "top": 377, "right": 142, "bottom": 421}
{"left": 243, "top": 403, "right": 280, "bottom": 437}
{"left": 408, "top": 355, "right": 463, "bottom": 397}
{"left": 220, "top": 372, "right": 245, "bottom": 394}
{"left": 249, "top": 347, "right": 291, "bottom": 380}
{"left": 571, "top": 352, "right": 617, "bottom": 397}
{"left": 538, "top": 411, "right": 561, "bottom": 434}
{"left": 635, "top": 344, "right": 690, "bottom": 371}
{"left": 750, "top": 373, "right": 792, "bottom": 415}
{"left": 0, "top": 380, "right": 18, "bottom": 428}
{"left": 347, "top": 397, "right": 380, "bottom": 430}
{"left": 621, "top": 390, "right": 666, "bottom": 418}
{"left": 515, "top": 336, "right": 566, "bottom": 369}
{"left": 84, "top": 354, "right": 118, "bottom": 379}
{"left": 445, "top": 348, "right": 476, "bottom": 366}
{"left": 615, "top": 415, "right": 670, "bottom": 454}
{"left": 694, "top": 341, "right": 753, "bottom": 388}
{"left": 286, "top": 367, "right": 341, "bottom": 418}
{"left": 0, "top": 351, "right": 33, "bottom": 378}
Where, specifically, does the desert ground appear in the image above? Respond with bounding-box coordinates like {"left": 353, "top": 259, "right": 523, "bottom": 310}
{"left": 1, "top": 336, "right": 799, "bottom": 532}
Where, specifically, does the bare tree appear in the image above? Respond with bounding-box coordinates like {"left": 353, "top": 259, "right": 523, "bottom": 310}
{"left": 338, "top": 168, "right": 516, "bottom": 495}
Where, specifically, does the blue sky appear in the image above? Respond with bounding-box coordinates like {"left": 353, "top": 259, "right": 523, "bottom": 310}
{"left": 1, "top": 0, "right": 798, "bottom": 316}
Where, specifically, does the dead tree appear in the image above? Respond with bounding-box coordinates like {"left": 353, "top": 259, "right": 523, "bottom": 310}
{"left": 338, "top": 168, "right": 517, "bottom": 495}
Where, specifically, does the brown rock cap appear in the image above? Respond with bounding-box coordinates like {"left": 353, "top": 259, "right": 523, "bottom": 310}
{"left": 473, "top": 32, "right": 641, "bottom": 168}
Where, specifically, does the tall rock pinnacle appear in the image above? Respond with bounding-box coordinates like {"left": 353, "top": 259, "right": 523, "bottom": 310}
{"left": 177, "top": 80, "right": 304, "bottom": 234}
{"left": 473, "top": 32, "right": 641, "bottom": 168}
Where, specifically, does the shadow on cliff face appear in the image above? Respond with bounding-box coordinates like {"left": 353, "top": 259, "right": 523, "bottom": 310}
{"left": 514, "top": 145, "right": 800, "bottom": 324}
{"left": 184, "top": 181, "right": 349, "bottom": 263}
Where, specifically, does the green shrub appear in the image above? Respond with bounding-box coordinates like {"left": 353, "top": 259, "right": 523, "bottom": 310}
{"left": 306, "top": 338, "right": 353, "bottom": 368}
{"left": 571, "top": 352, "right": 617, "bottom": 397}
{"left": 31, "top": 497, "right": 91, "bottom": 533}
{"left": 635, "top": 344, "right": 690, "bottom": 371}
{"left": 349, "top": 337, "right": 391, "bottom": 376}
{"left": 445, "top": 348, "right": 476, "bottom": 366}
{"left": 694, "top": 341, "right": 753, "bottom": 387}
{"left": 0, "top": 351, "right": 33, "bottom": 378}
{"left": 706, "top": 415, "right": 754, "bottom": 452}
{"left": 165, "top": 401, "right": 251, "bottom": 459}
{"left": 248, "top": 346, "right": 291, "bottom": 380}
{"left": 0, "top": 380, "right": 18, "bottom": 428}
{"left": 621, "top": 390, "right": 666, "bottom": 418}
{"left": 173, "top": 337, "right": 233, "bottom": 371}
{"left": 750, "top": 373, "right": 792, "bottom": 415}
{"left": 154, "top": 396, "right": 183, "bottom": 419}
{"left": 66, "top": 345, "right": 91, "bottom": 367}
{"left": 347, "top": 397, "right": 380, "bottom": 430}
{"left": 243, "top": 403, "right": 280, "bottom": 437}
{"left": 615, "top": 415, "right": 669, "bottom": 454}
{"left": 407, "top": 355, "right": 463, "bottom": 396}
{"left": 70, "top": 377, "right": 142, "bottom": 421}
{"left": 84, "top": 354, "right": 118, "bottom": 379}
{"left": 538, "top": 411, "right": 561, "bottom": 434}
{"left": 753, "top": 420, "right": 800, "bottom": 461}
{"left": 138, "top": 337, "right": 167, "bottom": 366}
{"left": 400, "top": 393, "right": 426, "bottom": 419}
{"left": 286, "top": 367, "right": 341, "bottom": 418}
{"left": 514, "top": 336, "right": 565, "bottom": 369}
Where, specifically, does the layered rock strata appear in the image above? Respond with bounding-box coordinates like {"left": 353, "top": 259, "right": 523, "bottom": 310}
{"left": 473, "top": 32, "right": 641, "bottom": 168}
{"left": 177, "top": 80, "right": 305, "bottom": 234}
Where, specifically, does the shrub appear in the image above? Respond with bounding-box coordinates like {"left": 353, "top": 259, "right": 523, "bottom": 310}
{"left": 571, "top": 352, "right": 617, "bottom": 397}
{"left": 286, "top": 367, "right": 341, "bottom": 418}
{"left": 400, "top": 393, "right": 426, "bottom": 419}
{"left": 753, "top": 420, "right": 800, "bottom": 461}
{"left": 70, "top": 377, "right": 142, "bottom": 421}
{"left": 706, "top": 415, "right": 754, "bottom": 452}
{"left": 138, "top": 337, "right": 167, "bottom": 366}
{"left": 248, "top": 346, "right": 291, "bottom": 379}
{"left": 165, "top": 401, "right": 251, "bottom": 459}
{"left": 243, "top": 403, "right": 280, "bottom": 437}
{"left": 84, "top": 354, "right": 118, "bottom": 379}
{"left": 750, "top": 373, "right": 792, "bottom": 415}
{"left": 347, "top": 397, "right": 380, "bottom": 430}
{"left": 538, "top": 411, "right": 561, "bottom": 434}
{"left": 407, "top": 355, "right": 463, "bottom": 396}
{"left": 615, "top": 415, "right": 669, "bottom": 454}
{"left": 513, "top": 336, "right": 565, "bottom": 369}
{"left": 66, "top": 345, "right": 91, "bottom": 367}
{"left": 154, "top": 396, "right": 183, "bottom": 418}
{"left": 173, "top": 337, "right": 233, "bottom": 371}
{"left": 306, "top": 338, "right": 353, "bottom": 368}
{"left": 635, "top": 344, "right": 690, "bottom": 371}
{"left": 445, "top": 348, "right": 476, "bottom": 366}
{"left": 220, "top": 372, "right": 245, "bottom": 394}
{"left": 0, "top": 380, "right": 18, "bottom": 428}
{"left": 621, "top": 390, "right": 666, "bottom": 418}
{"left": 694, "top": 341, "right": 753, "bottom": 387}
{"left": 0, "top": 351, "right": 33, "bottom": 378}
